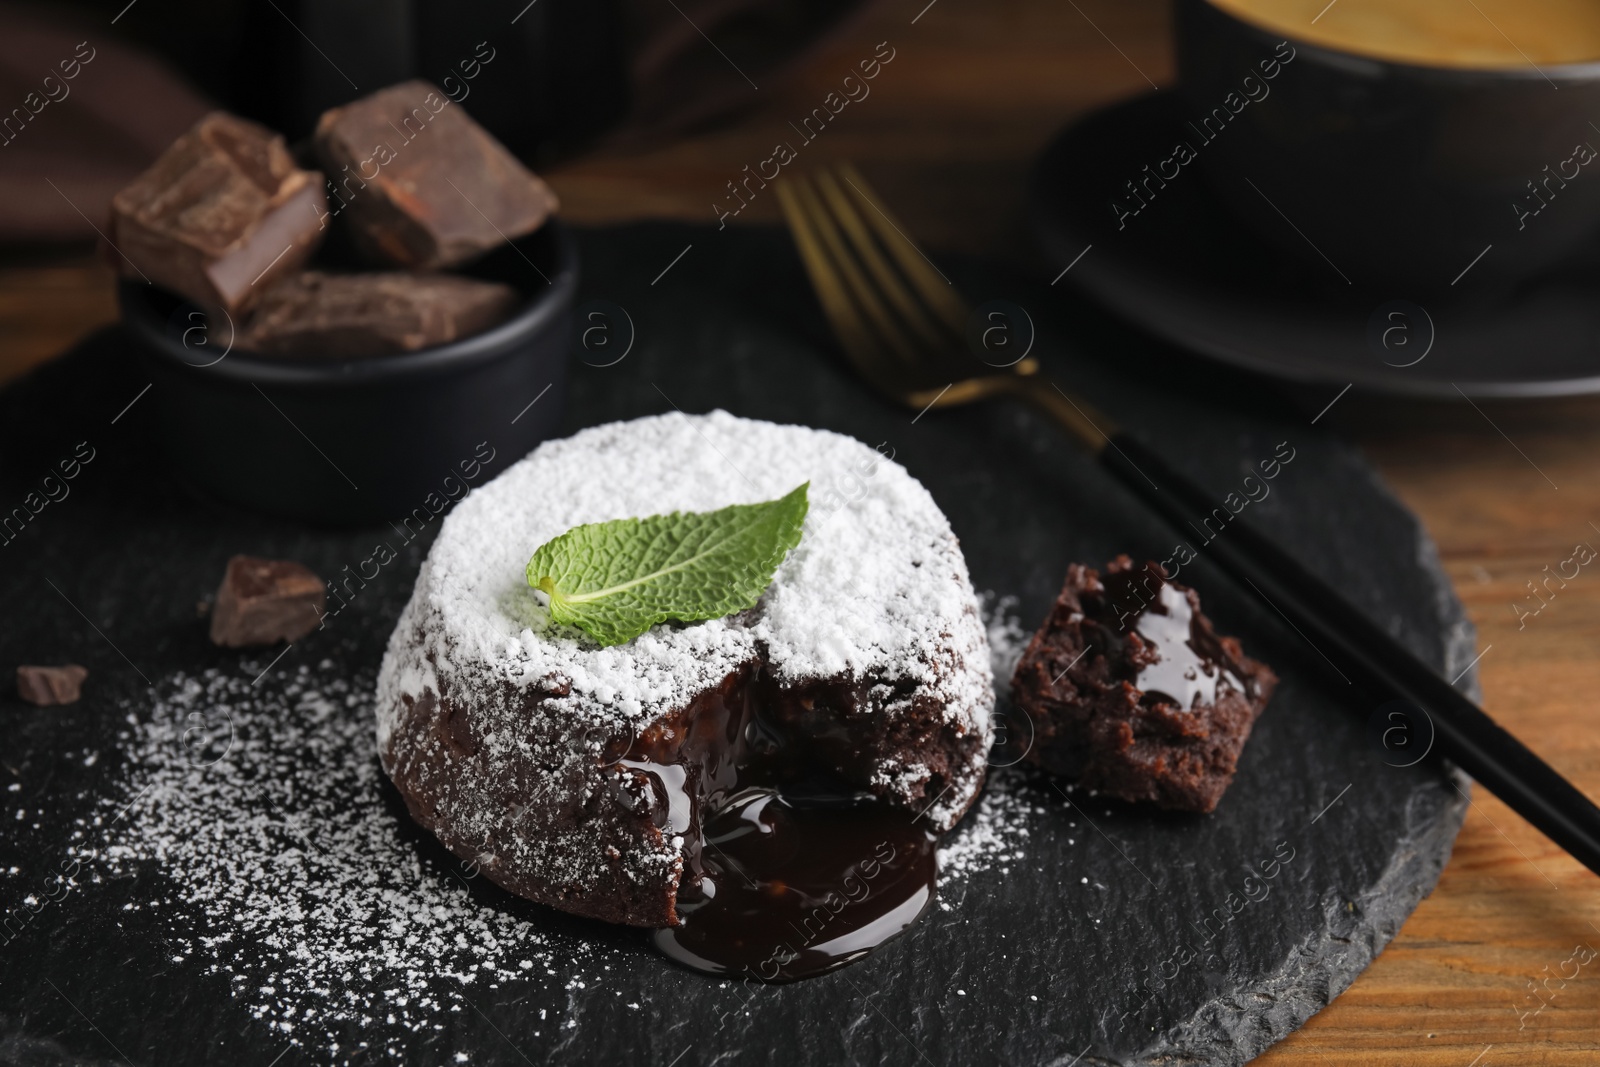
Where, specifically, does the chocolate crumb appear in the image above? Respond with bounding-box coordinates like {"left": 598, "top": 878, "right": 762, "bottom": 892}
{"left": 17, "top": 664, "right": 89, "bottom": 706}
{"left": 209, "top": 556, "right": 326, "bottom": 648}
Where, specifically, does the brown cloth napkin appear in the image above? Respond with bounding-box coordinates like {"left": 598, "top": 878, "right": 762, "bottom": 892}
{"left": 0, "top": 5, "right": 211, "bottom": 243}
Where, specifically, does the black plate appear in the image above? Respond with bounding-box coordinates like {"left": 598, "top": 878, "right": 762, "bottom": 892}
{"left": 0, "top": 223, "right": 1470, "bottom": 1066}
{"left": 1031, "top": 90, "right": 1600, "bottom": 398}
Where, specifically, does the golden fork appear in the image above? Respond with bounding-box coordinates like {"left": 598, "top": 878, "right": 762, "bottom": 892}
{"left": 776, "top": 162, "right": 1600, "bottom": 877}
{"left": 773, "top": 162, "right": 1110, "bottom": 451}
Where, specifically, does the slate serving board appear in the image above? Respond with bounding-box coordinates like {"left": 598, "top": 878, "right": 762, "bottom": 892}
{"left": 0, "top": 222, "right": 1472, "bottom": 1067}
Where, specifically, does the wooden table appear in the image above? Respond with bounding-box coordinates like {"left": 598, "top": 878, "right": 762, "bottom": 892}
{"left": 4, "top": 1, "right": 1598, "bottom": 1061}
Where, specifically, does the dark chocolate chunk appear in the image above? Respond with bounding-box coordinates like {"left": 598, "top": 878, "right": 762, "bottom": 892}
{"left": 16, "top": 664, "right": 88, "bottom": 706}
{"left": 314, "top": 80, "right": 558, "bottom": 269}
{"left": 239, "top": 271, "right": 519, "bottom": 358}
{"left": 110, "top": 112, "right": 326, "bottom": 315}
{"left": 1010, "top": 556, "right": 1277, "bottom": 813}
{"left": 209, "top": 556, "right": 326, "bottom": 648}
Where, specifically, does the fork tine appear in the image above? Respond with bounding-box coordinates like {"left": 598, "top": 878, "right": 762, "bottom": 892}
{"left": 787, "top": 175, "right": 925, "bottom": 369}
{"left": 833, "top": 162, "right": 969, "bottom": 336}
{"left": 775, "top": 177, "right": 893, "bottom": 379}
{"left": 812, "top": 169, "right": 950, "bottom": 353}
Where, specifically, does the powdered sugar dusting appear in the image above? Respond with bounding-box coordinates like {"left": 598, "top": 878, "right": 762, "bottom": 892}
{"left": 936, "top": 770, "right": 1047, "bottom": 892}
{"left": 384, "top": 410, "right": 991, "bottom": 731}
{"left": 60, "top": 595, "right": 1033, "bottom": 1060}
{"left": 83, "top": 660, "right": 611, "bottom": 1062}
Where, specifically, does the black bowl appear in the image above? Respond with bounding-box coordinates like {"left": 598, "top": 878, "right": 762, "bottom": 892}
{"left": 1175, "top": 0, "right": 1600, "bottom": 294}
{"left": 119, "top": 219, "right": 578, "bottom": 525}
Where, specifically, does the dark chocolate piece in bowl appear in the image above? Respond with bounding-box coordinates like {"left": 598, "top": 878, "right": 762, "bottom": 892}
{"left": 1011, "top": 555, "right": 1277, "bottom": 812}
{"left": 314, "top": 80, "right": 560, "bottom": 270}
{"left": 240, "top": 271, "right": 519, "bottom": 358}
{"left": 110, "top": 112, "right": 326, "bottom": 315}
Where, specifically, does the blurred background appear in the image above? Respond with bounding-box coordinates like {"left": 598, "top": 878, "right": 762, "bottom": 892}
{"left": 0, "top": 0, "right": 1160, "bottom": 380}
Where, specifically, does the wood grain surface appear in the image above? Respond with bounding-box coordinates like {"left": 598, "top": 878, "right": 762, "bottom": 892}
{"left": 2, "top": 0, "right": 1598, "bottom": 1061}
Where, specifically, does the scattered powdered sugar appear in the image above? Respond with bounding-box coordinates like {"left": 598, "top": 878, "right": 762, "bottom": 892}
{"left": 980, "top": 591, "right": 1031, "bottom": 701}
{"left": 936, "top": 770, "right": 1048, "bottom": 893}
{"left": 933, "top": 593, "right": 1048, "bottom": 894}
{"left": 57, "top": 568, "right": 1031, "bottom": 1061}
{"left": 82, "top": 660, "right": 615, "bottom": 1063}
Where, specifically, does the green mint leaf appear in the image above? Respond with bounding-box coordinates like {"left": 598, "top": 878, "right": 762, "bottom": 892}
{"left": 526, "top": 482, "right": 809, "bottom": 647}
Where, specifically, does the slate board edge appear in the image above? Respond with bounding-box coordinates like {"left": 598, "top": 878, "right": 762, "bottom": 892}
{"left": 1120, "top": 455, "right": 1476, "bottom": 1066}
{"left": 1123, "top": 770, "right": 1469, "bottom": 1067}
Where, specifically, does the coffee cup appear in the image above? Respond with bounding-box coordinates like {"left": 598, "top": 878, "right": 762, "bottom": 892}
{"left": 1175, "top": 0, "right": 1600, "bottom": 293}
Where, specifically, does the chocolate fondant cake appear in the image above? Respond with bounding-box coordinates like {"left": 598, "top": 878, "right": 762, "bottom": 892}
{"left": 375, "top": 412, "right": 993, "bottom": 927}
{"left": 1011, "top": 556, "right": 1276, "bottom": 812}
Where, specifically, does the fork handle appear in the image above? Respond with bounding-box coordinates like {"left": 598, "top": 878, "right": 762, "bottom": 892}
{"left": 1015, "top": 376, "right": 1600, "bottom": 876}
{"left": 1010, "top": 375, "right": 1109, "bottom": 453}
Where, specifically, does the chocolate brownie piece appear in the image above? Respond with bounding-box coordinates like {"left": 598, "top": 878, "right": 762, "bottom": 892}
{"left": 1011, "top": 556, "right": 1276, "bottom": 813}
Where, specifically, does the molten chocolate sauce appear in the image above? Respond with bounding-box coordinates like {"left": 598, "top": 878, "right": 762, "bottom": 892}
{"left": 654, "top": 787, "right": 937, "bottom": 981}
{"left": 1096, "top": 561, "right": 1249, "bottom": 709}
{"left": 616, "top": 666, "right": 942, "bottom": 982}
{"left": 1128, "top": 583, "right": 1244, "bottom": 708}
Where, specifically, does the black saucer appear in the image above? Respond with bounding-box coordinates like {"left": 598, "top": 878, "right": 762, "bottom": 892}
{"left": 1030, "top": 91, "right": 1600, "bottom": 398}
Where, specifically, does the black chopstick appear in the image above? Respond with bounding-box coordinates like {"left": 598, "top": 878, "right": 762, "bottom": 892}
{"left": 1101, "top": 432, "right": 1600, "bottom": 877}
